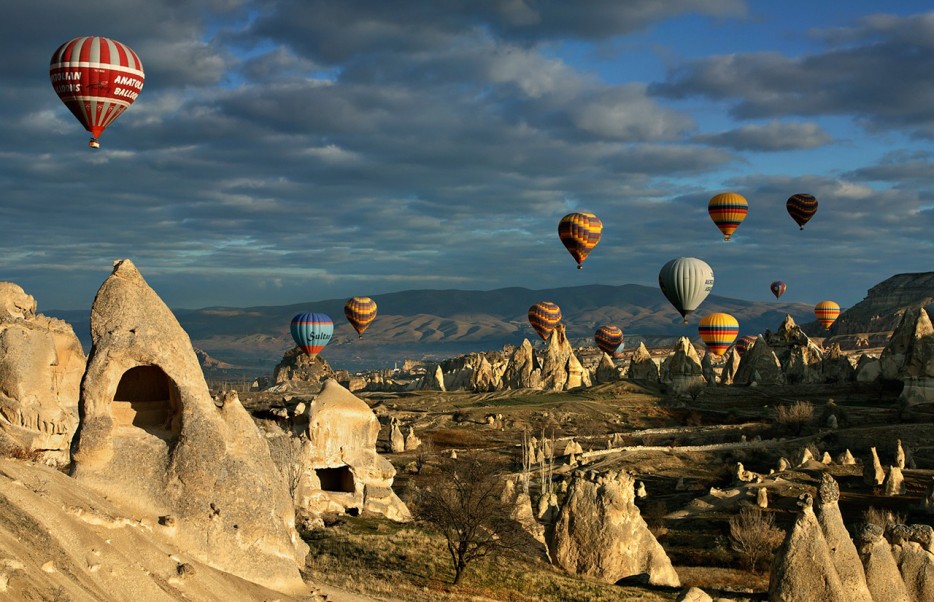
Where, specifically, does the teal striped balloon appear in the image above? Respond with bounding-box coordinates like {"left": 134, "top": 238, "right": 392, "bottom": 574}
{"left": 290, "top": 313, "right": 333, "bottom": 356}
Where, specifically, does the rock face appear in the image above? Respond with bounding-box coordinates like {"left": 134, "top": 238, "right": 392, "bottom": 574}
{"left": 856, "top": 523, "right": 912, "bottom": 602}
{"left": 733, "top": 336, "right": 784, "bottom": 386}
{"left": 814, "top": 475, "right": 873, "bottom": 602}
{"left": 501, "top": 339, "right": 542, "bottom": 390}
{"left": 273, "top": 347, "right": 335, "bottom": 387}
{"left": 881, "top": 306, "right": 934, "bottom": 405}
{"left": 540, "top": 324, "right": 591, "bottom": 390}
{"left": 821, "top": 344, "right": 856, "bottom": 384}
{"left": 769, "top": 493, "right": 849, "bottom": 602}
{"left": 864, "top": 447, "right": 885, "bottom": 487}
{"left": 628, "top": 342, "right": 660, "bottom": 382}
{"left": 829, "top": 272, "right": 934, "bottom": 342}
{"left": 593, "top": 353, "right": 621, "bottom": 384}
{"left": 70, "top": 260, "right": 308, "bottom": 594}
{"left": 295, "top": 379, "right": 410, "bottom": 522}
{"left": 719, "top": 346, "right": 742, "bottom": 385}
{"left": 0, "top": 282, "right": 85, "bottom": 464}
{"left": 766, "top": 316, "right": 824, "bottom": 384}
{"left": 890, "top": 527, "right": 934, "bottom": 602}
{"left": 659, "top": 338, "right": 705, "bottom": 395}
{"left": 550, "top": 469, "right": 679, "bottom": 587}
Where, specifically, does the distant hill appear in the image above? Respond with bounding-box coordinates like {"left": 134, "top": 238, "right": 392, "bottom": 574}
{"left": 49, "top": 283, "right": 814, "bottom": 376}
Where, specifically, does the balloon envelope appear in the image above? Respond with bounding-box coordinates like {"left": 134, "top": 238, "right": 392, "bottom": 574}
{"left": 814, "top": 300, "right": 840, "bottom": 330}
{"left": 770, "top": 281, "right": 787, "bottom": 299}
{"left": 528, "top": 301, "right": 561, "bottom": 340}
{"left": 50, "top": 36, "right": 144, "bottom": 148}
{"left": 734, "top": 335, "right": 757, "bottom": 357}
{"left": 558, "top": 212, "right": 603, "bottom": 268}
{"left": 708, "top": 192, "right": 748, "bottom": 241}
{"left": 290, "top": 313, "right": 333, "bottom": 356}
{"left": 344, "top": 297, "right": 377, "bottom": 337}
{"left": 786, "top": 193, "right": 818, "bottom": 230}
{"left": 698, "top": 313, "right": 739, "bottom": 356}
{"left": 658, "top": 257, "right": 715, "bottom": 322}
{"left": 594, "top": 325, "right": 624, "bottom": 356}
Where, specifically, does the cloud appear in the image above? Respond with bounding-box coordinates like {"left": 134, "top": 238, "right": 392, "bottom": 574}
{"left": 695, "top": 120, "right": 833, "bottom": 151}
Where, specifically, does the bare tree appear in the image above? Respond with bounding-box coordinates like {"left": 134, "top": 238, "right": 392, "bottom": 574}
{"left": 269, "top": 435, "right": 305, "bottom": 503}
{"left": 415, "top": 455, "right": 523, "bottom": 585}
{"left": 729, "top": 506, "right": 784, "bottom": 573}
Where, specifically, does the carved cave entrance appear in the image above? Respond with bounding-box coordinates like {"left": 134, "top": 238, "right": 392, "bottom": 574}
{"left": 315, "top": 465, "right": 355, "bottom": 493}
{"left": 112, "top": 365, "right": 182, "bottom": 437}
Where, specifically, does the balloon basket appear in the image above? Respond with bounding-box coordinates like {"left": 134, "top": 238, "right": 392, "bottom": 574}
{"left": 88, "top": 138, "right": 100, "bottom": 149}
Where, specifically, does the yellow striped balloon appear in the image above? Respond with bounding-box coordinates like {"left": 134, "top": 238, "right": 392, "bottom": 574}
{"left": 558, "top": 212, "right": 603, "bottom": 269}
{"left": 528, "top": 301, "right": 562, "bottom": 340}
{"left": 698, "top": 312, "right": 740, "bottom": 356}
{"left": 708, "top": 192, "right": 748, "bottom": 241}
{"left": 344, "top": 296, "right": 378, "bottom": 337}
{"left": 814, "top": 300, "right": 840, "bottom": 329}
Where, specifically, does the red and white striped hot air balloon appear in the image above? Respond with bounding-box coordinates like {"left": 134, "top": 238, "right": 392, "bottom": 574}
{"left": 50, "top": 36, "right": 144, "bottom": 149}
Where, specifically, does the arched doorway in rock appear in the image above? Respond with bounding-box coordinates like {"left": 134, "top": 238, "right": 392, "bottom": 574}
{"left": 315, "top": 465, "right": 355, "bottom": 493}
{"left": 111, "top": 365, "right": 182, "bottom": 437}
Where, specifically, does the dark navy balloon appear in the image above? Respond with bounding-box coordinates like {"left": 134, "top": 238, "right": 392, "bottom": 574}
{"left": 290, "top": 313, "right": 333, "bottom": 356}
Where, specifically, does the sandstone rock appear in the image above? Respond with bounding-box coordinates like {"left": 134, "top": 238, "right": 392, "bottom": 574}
{"left": 0, "top": 283, "right": 85, "bottom": 465}
{"left": 880, "top": 306, "right": 933, "bottom": 380}
{"left": 822, "top": 344, "right": 856, "bottom": 384}
{"left": 814, "top": 474, "right": 873, "bottom": 602}
{"left": 838, "top": 449, "right": 857, "bottom": 465}
{"left": 856, "top": 523, "right": 912, "bottom": 602}
{"left": 298, "top": 380, "right": 410, "bottom": 522}
{"left": 821, "top": 452, "right": 833, "bottom": 465}
{"left": 757, "top": 487, "right": 768, "bottom": 509}
{"left": 501, "top": 339, "right": 541, "bottom": 390}
{"left": 864, "top": 447, "right": 885, "bottom": 486}
{"left": 701, "top": 351, "right": 716, "bottom": 386}
{"left": 777, "top": 457, "right": 790, "bottom": 472}
{"left": 659, "top": 337, "right": 705, "bottom": 396}
{"left": 635, "top": 481, "right": 647, "bottom": 499}
{"left": 891, "top": 539, "right": 934, "bottom": 602}
{"left": 404, "top": 426, "right": 421, "bottom": 451}
{"left": 272, "top": 348, "right": 334, "bottom": 388}
{"left": 593, "top": 353, "right": 621, "bottom": 384}
{"left": 795, "top": 447, "right": 815, "bottom": 468}
{"left": 734, "top": 462, "right": 759, "bottom": 483}
{"left": 70, "top": 259, "right": 308, "bottom": 594}
{"left": 884, "top": 466, "right": 907, "bottom": 496}
{"left": 733, "top": 336, "right": 783, "bottom": 386}
{"left": 540, "top": 325, "right": 591, "bottom": 390}
{"left": 676, "top": 587, "right": 713, "bottom": 602}
{"left": 855, "top": 354, "right": 882, "bottom": 383}
{"left": 718, "top": 346, "right": 742, "bottom": 385}
{"left": 627, "top": 342, "right": 660, "bottom": 382}
{"left": 766, "top": 316, "right": 824, "bottom": 384}
{"left": 769, "top": 493, "right": 849, "bottom": 602}
{"left": 420, "top": 364, "right": 445, "bottom": 391}
{"left": 389, "top": 418, "right": 405, "bottom": 453}
{"left": 551, "top": 470, "right": 679, "bottom": 587}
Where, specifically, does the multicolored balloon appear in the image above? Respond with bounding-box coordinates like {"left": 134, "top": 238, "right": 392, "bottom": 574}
{"left": 708, "top": 192, "right": 748, "bottom": 241}
{"left": 528, "top": 301, "right": 562, "bottom": 341}
{"left": 658, "top": 257, "right": 715, "bottom": 323}
{"left": 344, "top": 296, "right": 377, "bottom": 338}
{"left": 787, "top": 193, "right": 818, "bottom": 230}
{"left": 594, "top": 325, "right": 624, "bottom": 357}
{"left": 50, "top": 36, "right": 145, "bottom": 149}
{"left": 734, "top": 335, "right": 757, "bottom": 357}
{"left": 290, "top": 313, "right": 333, "bottom": 357}
{"left": 698, "top": 313, "right": 739, "bottom": 356}
{"left": 558, "top": 212, "right": 603, "bottom": 269}
{"left": 770, "top": 281, "right": 787, "bottom": 299}
{"left": 814, "top": 300, "right": 840, "bottom": 330}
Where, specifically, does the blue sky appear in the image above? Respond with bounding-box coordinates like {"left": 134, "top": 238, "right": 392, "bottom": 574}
{"left": 2, "top": 1, "right": 933, "bottom": 312}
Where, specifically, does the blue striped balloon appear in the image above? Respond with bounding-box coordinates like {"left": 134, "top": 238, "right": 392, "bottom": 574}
{"left": 290, "top": 313, "right": 333, "bottom": 357}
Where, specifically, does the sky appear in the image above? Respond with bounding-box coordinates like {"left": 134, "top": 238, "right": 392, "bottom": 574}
{"left": 3, "top": 1, "right": 934, "bottom": 312}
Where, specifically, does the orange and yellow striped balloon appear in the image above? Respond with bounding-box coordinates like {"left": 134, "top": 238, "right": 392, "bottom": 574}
{"left": 708, "top": 192, "right": 748, "bottom": 241}
{"left": 594, "top": 325, "right": 623, "bottom": 356}
{"left": 698, "top": 312, "right": 740, "bottom": 356}
{"left": 344, "top": 296, "right": 377, "bottom": 337}
{"left": 558, "top": 212, "right": 603, "bottom": 269}
{"left": 814, "top": 300, "right": 840, "bottom": 329}
{"left": 528, "top": 301, "right": 562, "bottom": 341}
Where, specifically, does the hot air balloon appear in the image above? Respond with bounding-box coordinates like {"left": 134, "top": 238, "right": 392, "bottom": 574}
{"left": 787, "top": 194, "right": 818, "bottom": 230}
{"left": 344, "top": 296, "right": 377, "bottom": 338}
{"left": 50, "top": 36, "right": 145, "bottom": 149}
{"left": 814, "top": 300, "right": 840, "bottom": 330}
{"left": 770, "top": 281, "right": 787, "bottom": 299}
{"left": 698, "top": 313, "right": 739, "bottom": 356}
{"left": 290, "top": 313, "right": 333, "bottom": 357}
{"left": 528, "top": 301, "right": 561, "bottom": 341}
{"left": 734, "top": 335, "right": 757, "bottom": 357}
{"left": 658, "top": 257, "right": 715, "bottom": 323}
{"left": 594, "top": 325, "right": 624, "bottom": 357}
{"left": 708, "top": 192, "right": 748, "bottom": 241}
{"left": 558, "top": 212, "right": 603, "bottom": 269}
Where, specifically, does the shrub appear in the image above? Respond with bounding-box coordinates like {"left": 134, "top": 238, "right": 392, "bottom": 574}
{"left": 729, "top": 507, "right": 784, "bottom": 573}
{"left": 775, "top": 401, "right": 814, "bottom": 434}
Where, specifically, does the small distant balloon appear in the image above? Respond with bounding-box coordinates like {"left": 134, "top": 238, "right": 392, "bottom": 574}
{"left": 658, "top": 257, "right": 715, "bottom": 323}
{"left": 734, "top": 335, "right": 757, "bottom": 357}
{"left": 698, "top": 313, "right": 739, "bottom": 356}
{"left": 50, "top": 36, "right": 145, "bottom": 149}
{"left": 770, "top": 281, "right": 787, "bottom": 299}
{"left": 344, "top": 296, "right": 377, "bottom": 338}
{"left": 786, "top": 193, "right": 818, "bottom": 230}
{"left": 814, "top": 300, "right": 840, "bottom": 330}
{"left": 290, "top": 313, "right": 333, "bottom": 357}
{"left": 708, "top": 192, "right": 748, "bottom": 241}
{"left": 528, "top": 301, "right": 562, "bottom": 340}
{"left": 558, "top": 212, "right": 603, "bottom": 269}
{"left": 594, "top": 325, "right": 624, "bottom": 357}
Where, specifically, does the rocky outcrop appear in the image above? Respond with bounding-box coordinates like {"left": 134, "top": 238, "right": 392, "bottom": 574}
{"left": 814, "top": 475, "right": 873, "bottom": 602}
{"left": 659, "top": 338, "right": 705, "bottom": 395}
{"left": 856, "top": 523, "right": 912, "bottom": 602}
{"left": 273, "top": 347, "right": 335, "bottom": 388}
{"left": 501, "top": 339, "right": 541, "bottom": 390}
{"left": 550, "top": 469, "right": 679, "bottom": 587}
{"left": 719, "top": 346, "right": 742, "bottom": 385}
{"left": 70, "top": 259, "right": 308, "bottom": 595}
{"left": 885, "top": 466, "right": 907, "bottom": 496}
{"left": 829, "top": 272, "right": 934, "bottom": 340}
{"left": 766, "top": 316, "right": 824, "bottom": 384}
{"left": 700, "top": 351, "right": 716, "bottom": 385}
{"left": 540, "top": 324, "right": 591, "bottom": 391}
{"left": 769, "top": 493, "right": 849, "bottom": 602}
{"left": 864, "top": 447, "right": 885, "bottom": 487}
{"left": 822, "top": 343, "right": 856, "bottom": 384}
{"left": 879, "top": 307, "right": 934, "bottom": 404}
{"left": 0, "top": 282, "right": 85, "bottom": 465}
{"left": 856, "top": 354, "right": 882, "bottom": 383}
{"left": 733, "top": 336, "right": 783, "bottom": 386}
{"left": 593, "top": 353, "right": 621, "bottom": 384}
{"left": 627, "top": 342, "right": 660, "bottom": 382}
